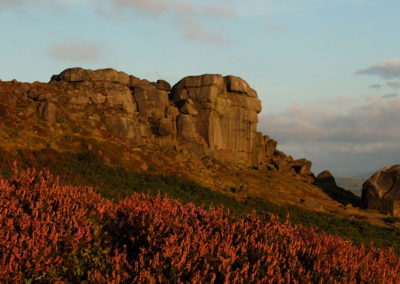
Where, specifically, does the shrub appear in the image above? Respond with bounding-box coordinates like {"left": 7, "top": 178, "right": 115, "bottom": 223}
{"left": 105, "top": 194, "right": 400, "bottom": 283}
{"left": 0, "top": 164, "right": 129, "bottom": 282}
{"left": 3, "top": 165, "right": 399, "bottom": 282}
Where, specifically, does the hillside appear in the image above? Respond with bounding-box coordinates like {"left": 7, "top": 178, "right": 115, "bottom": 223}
{"left": 2, "top": 168, "right": 400, "bottom": 282}
{"left": 1, "top": 67, "right": 400, "bottom": 246}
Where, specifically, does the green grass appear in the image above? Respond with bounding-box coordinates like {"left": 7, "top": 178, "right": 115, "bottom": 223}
{"left": 1, "top": 147, "right": 400, "bottom": 253}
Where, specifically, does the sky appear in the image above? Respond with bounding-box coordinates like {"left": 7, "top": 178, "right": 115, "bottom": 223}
{"left": 0, "top": 0, "right": 399, "bottom": 176}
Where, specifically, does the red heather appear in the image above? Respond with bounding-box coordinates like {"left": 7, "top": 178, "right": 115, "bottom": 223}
{"left": 1, "top": 165, "right": 400, "bottom": 283}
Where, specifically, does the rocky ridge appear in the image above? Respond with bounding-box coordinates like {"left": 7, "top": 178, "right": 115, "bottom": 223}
{"left": 0, "top": 67, "right": 313, "bottom": 181}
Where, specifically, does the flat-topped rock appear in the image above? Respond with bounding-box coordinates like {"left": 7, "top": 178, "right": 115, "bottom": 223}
{"left": 51, "top": 67, "right": 130, "bottom": 85}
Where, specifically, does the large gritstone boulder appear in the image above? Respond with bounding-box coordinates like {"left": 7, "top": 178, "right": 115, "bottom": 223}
{"left": 361, "top": 165, "right": 400, "bottom": 216}
{"left": 170, "top": 74, "right": 263, "bottom": 167}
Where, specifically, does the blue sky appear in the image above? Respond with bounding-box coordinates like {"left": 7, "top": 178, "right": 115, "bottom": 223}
{"left": 1, "top": 0, "right": 400, "bottom": 176}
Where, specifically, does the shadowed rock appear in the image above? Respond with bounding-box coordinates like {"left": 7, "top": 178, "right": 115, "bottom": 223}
{"left": 316, "top": 170, "right": 336, "bottom": 186}
{"left": 361, "top": 165, "right": 400, "bottom": 216}
{"left": 314, "top": 170, "right": 360, "bottom": 206}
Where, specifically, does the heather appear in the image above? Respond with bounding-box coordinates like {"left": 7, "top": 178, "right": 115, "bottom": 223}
{"left": 1, "top": 167, "right": 400, "bottom": 282}
{"left": 1, "top": 148, "right": 400, "bottom": 253}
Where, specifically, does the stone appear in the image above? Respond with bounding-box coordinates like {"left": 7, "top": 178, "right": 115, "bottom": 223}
{"left": 133, "top": 85, "right": 169, "bottom": 120}
{"left": 51, "top": 67, "right": 130, "bottom": 85}
{"left": 105, "top": 85, "right": 136, "bottom": 114}
{"left": 224, "top": 75, "right": 257, "bottom": 97}
{"left": 180, "top": 100, "right": 198, "bottom": 115}
{"left": 37, "top": 101, "right": 56, "bottom": 124}
{"left": 231, "top": 184, "right": 248, "bottom": 193}
{"left": 361, "top": 165, "right": 400, "bottom": 216}
{"left": 171, "top": 74, "right": 262, "bottom": 167}
{"left": 291, "top": 159, "right": 312, "bottom": 176}
{"left": 316, "top": 170, "right": 336, "bottom": 186}
{"left": 264, "top": 136, "right": 277, "bottom": 158}
{"left": 155, "top": 80, "right": 171, "bottom": 92}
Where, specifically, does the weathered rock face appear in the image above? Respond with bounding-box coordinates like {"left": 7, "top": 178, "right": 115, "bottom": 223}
{"left": 261, "top": 135, "right": 314, "bottom": 182}
{"left": 0, "top": 67, "right": 314, "bottom": 180}
{"left": 361, "top": 165, "right": 400, "bottom": 216}
{"left": 170, "top": 74, "right": 262, "bottom": 166}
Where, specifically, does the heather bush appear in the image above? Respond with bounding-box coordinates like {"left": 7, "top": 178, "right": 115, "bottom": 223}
{"left": 106, "top": 194, "right": 400, "bottom": 283}
{"left": 2, "top": 148, "right": 400, "bottom": 253}
{"left": 1, "top": 165, "right": 400, "bottom": 282}
{"left": 0, "top": 164, "right": 129, "bottom": 282}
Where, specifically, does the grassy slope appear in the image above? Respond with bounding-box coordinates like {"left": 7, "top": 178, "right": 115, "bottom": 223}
{"left": 1, "top": 147, "right": 400, "bottom": 253}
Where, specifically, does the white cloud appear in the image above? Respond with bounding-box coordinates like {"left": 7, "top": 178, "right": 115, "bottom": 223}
{"left": 1, "top": 0, "right": 233, "bottom": 45}
{"left": 355, "top": 59, "right": 400, "bottom": 79}
{"left": 110, "top": 0, "right": 234, "bottom": 45}
{"left": 259, "top": 95, "right": 400, "bottom": 176}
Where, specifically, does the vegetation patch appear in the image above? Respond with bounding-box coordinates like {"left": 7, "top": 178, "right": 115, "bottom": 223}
{"left": 1, "top": 147, "right": 400, "bottom": 254}
{"left": 1, "top": 167, "right": 400, "bottom": 282}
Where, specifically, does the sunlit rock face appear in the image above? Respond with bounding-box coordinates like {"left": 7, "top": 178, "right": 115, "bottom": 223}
{"left": 361, "top": 165, "right": 400, "bottom": 216}
{"left": 170, "top": 74, "right": 263, "bottom": 167}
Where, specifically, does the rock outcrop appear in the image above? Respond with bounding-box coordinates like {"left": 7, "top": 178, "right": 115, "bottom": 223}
{"left": 316, "top": 170, "right": 336, "bottom": 187}
{"left": 361, "top": 165, "right": 400, "bottom": 216}
{"left": 0, "top": 67, "right": 314, "bottom": 181}
{"left": 314, "top": 170, "right": 359, "bottom": 206}
{"left": 170, "top": 74, "right": 262, "bottom": 166}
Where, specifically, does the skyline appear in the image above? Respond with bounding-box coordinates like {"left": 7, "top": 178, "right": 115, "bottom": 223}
{"left": 1, "top": 0, "right": 399, "bottom": 176}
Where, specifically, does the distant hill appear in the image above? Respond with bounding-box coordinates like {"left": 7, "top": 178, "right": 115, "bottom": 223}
{"left": 336, "top": 177, "right": 366, "bottom": 196}
{"left": 353, "top": 170, "right": 377, "bottom": 179}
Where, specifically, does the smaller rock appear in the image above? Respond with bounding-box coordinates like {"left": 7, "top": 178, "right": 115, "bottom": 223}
{"left": 316, "top": 170, "right": 336, "bottom": 186}
{"left": 231, "top": 184, "right": 248, "bottom": 193}
{"left": 155, "top": 80, "right": 171, "bottom": 92}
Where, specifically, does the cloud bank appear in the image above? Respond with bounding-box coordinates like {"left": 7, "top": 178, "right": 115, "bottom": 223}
{"left": 259, "top": 95, "right": 400, "bottom": 176}
{"left": 1, "top": 0, "right": 232, "bottom": 45}
{"left": 387, "top": 81, "right": 400, "bottom": 89}
{"left": 355, "top": 59, "right": 400, "bottom": 79}
{"left": 109, "top": 0, "right": 233, "bottom": 45}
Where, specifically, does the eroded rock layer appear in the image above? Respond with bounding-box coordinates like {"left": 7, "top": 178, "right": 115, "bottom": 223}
{"left": 0, "top": 67, "right": 313, "bottom": 180}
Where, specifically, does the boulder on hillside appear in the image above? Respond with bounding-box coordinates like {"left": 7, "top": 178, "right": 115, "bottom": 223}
{"left": 361, "top": 165, "right": 400, "bottom": 216}
{"left": 314, "top": 170, "right": 360, "bottom": 206}
{"left": 316, "top": 170, "right": 336, "bottom": 186}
